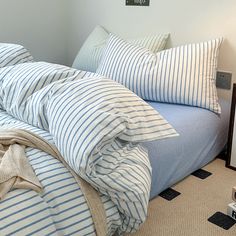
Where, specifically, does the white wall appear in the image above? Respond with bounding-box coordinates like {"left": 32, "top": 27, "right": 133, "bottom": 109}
{"left": 67, "top": 0, "right": 236, "bottom": 99}
{"left": 0, "top": 0, "right": 68, "bottom": 65}
{"left": 1, "top": 1, "right": 235, "bottom": 98}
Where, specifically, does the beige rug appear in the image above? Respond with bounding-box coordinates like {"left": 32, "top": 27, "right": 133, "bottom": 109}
{"left": 127, "top": 159, "right": 236, "bottom": 236}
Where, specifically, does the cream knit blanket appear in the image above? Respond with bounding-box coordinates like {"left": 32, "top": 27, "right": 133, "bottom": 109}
{"left": 0, "top": 129, "right": 107, "bottom": 236}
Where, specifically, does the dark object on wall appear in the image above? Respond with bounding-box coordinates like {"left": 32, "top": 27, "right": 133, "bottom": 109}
{"left": 226, "top": 83, "right": 236, "bottom": 170}
{"left": 216, "top": 71, "right": 232, "bottom": 90}
{"left": 126, "top": 0, "right": 150, "bottom": 6}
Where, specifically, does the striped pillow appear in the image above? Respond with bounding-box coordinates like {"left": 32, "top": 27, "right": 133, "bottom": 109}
{"left": 96, "top": 34, "right": 223, "bottom": 114}
{"left": 72, "top": 25, "right": 169, "bottom": 72}
{"left": 0, "top": 43, "right": 33, "bottom": 68}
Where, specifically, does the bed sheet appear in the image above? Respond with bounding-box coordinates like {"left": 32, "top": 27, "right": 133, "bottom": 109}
{"left": 143, "top": 99, "right": 230, "bottom": 199}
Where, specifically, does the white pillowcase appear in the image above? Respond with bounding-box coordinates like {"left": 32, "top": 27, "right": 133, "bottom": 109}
{"left": 96, "top": 34, "right": 223, "bottom": 114}
{"left": 0, "top": 43, "right": 33, "bottom": 68}
{"left": 72, "top": 25, "right": 169, "bottom": 72}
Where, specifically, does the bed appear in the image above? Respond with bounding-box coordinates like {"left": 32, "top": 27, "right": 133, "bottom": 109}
{"left": 0, "top": 36, "right": 230, "bottom": 236}
{"left": 91, "top": 31, "right": 229, "bottom": 201}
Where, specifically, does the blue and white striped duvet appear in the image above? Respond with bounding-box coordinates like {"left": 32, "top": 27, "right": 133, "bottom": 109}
{"left": 0, "top": 43, "right": 33, "bottom": 68}
{"left": 0, "top": 62, "right": 177, "bottom": 235}
{"left": 0, "top": 112, "right": 118, "bottom": 235}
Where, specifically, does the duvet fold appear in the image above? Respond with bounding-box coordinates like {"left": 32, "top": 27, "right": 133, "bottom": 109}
{"left": 0, "top": 62, "right": 178, "bottom": 234}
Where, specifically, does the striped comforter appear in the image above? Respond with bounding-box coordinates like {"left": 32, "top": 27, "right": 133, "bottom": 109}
{"left": 0, "top": 61, "right": 177, "bottom": 235}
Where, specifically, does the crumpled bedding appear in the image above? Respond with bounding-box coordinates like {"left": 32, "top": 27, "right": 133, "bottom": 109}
{"left": 0, "top": 128, "right": 107, "bottom": 235}
{"left": 0, "top": 61, "right": 177, "bottom": 235}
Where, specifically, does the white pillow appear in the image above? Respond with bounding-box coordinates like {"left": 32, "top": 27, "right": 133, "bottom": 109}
{"left": 96, "top": 34, "right": 223, "bottom": 114}
{"left": 0, "top": 43, "right": 33, "bottom": 68}
{"left": 72, "top": 25, "right": 169, "bottom": 72}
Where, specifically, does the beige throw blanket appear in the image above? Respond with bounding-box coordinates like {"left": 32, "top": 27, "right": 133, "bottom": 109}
{"left": 0, "top": 129, "right": 107, "bottom": 236}
{"left": 0, "top": 143, "right": 42, "bottom": 199}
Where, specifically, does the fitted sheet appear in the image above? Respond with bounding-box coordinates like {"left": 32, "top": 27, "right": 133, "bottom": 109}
{"left": 143, "top": 99, "right": 230, "bottom": 199}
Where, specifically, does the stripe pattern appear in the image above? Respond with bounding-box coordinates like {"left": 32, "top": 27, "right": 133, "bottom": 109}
{"left": 96, "top": 34, "right": 223, "bottom": 114}
{"left": 0, "top": 62, "right": 101, "bottom": 124}
{"left": 0, "top": 43, "right": 34, "bottom": 68}
{"left": 0, "top": 62, "right": 177, "bottom": 234}
{"left": 128, "top": 34, "right": 169, "bottom": 53}
{"left": 0, "top": 112, "right": 120, "bottom": 235}
{"left": 72, "top": 25, "right": 169, "bottom": 72}
{"left": 46, "top": 77, "right": 178, "bottom": 232}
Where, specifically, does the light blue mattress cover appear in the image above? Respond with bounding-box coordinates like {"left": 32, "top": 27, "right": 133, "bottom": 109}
{"left": 143, "top": 99, "right": 230, "bottom": 199}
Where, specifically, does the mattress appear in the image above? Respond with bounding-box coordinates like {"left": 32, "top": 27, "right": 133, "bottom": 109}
{"left": 143, "top": 99, "right": 230, "bottom": 199}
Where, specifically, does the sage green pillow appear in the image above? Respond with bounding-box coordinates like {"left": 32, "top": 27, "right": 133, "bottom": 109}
{"left": 72, "top": 25, "right": 169, "bottom": 72}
